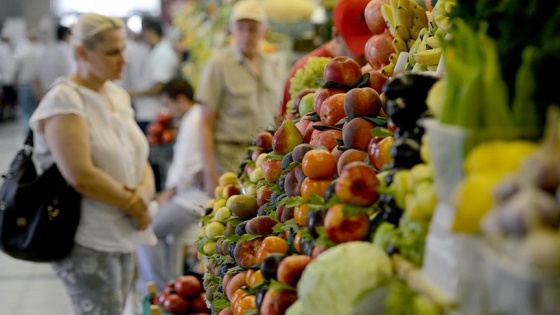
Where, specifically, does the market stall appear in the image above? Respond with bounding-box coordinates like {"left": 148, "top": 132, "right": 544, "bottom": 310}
{"left": 146, "top": 0, "right": 560, "bottom": 314}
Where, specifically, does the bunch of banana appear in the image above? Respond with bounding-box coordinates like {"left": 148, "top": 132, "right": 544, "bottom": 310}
{"left": 381, "top": 0, "right": 429, "bottom": 55}
{"left": 380, "top": 0, "right": 432, "bottom": 76}
{"left": 406, "top": 0, "right": 457, "bottom": 72}
{"left": 428, "top": 0, "right": 456, "bottom": 34}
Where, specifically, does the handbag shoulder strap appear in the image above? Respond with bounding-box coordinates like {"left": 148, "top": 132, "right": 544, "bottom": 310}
{"left": 25, "top": 81, "right": 87, "bottom": 149}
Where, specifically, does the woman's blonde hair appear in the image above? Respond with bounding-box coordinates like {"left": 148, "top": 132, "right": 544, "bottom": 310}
{"left": 73, "top": 13, "right": 124, "bottom": 49}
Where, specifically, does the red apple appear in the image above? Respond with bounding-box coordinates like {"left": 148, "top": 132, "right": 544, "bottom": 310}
{"left": 324, "top": 204, "right": 371, "bottom": 243}
{"left": 222, "top": 184, "right": 241, "bottom": 199}
{"left": 335, "top": 161, "right": 379, "bottom": 206}
{"left": 337, "top": 148, "right": 368, "bottom": 175}
{"left": 309, "top": 129, "right": 343, "bottom": 152}
{"left": 259, "top": 288, "right": 298, "bottom": 315}
{"left": 320, "top": 93, "right": 347, "bottom": 126}
{"left": 365, "top": 30, "right": 395, "bottom": 70}
{"left": 295, "top": 115, "right": 312, "bottom": 135}
{"left": 191, "top": 292, "right": 210, "bottom": 313}
{"left": 364, "top": 0, "right": 391, "bottom": 35}
{"left": 344, "top": 87, "right": 383, "bottom": 119}
{"left": 365, "top": 71, "right": 389, "bottom": 95}
{"left": 368, "top": 136, "right": 395, "bottom": 171}
{"left": 255, "top": 131, "right": 274, "bottom": 150}
{"left": 163, "top": 294, "right": 190, "bottom": 314}
{"left": 261, "top": 158, "right": 283, "bottom": 183}
{"left": 174, "top": 275, "right": 203, "bottom": 298}
{"left": 313, "top": 87, "right": 347, "bottom": 115}
{"left": 257, "top": 185, "right": 274, "bottom": 207}
{"left": 252, "top": 149, "right": 264, "bottom": 162}
{"left": 342, "top": 117, "right": 376, "bottom": 151}
{"left": 323, "top": 56, "right": 363, "bottom": 87}
{"left": 277, "top": 255, "right": 312, "bottom": 287}
{"left": 331, "top": 146, "right": 344, "bottom": 163}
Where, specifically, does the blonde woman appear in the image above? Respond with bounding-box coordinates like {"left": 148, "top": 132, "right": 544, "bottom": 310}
{"left": 29, "top": 13, "right": 155, "bottom": 314}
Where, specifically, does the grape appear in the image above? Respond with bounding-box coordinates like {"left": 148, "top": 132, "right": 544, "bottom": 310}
{"left": 288, "top": 56, "right": 332, "bottom": 103}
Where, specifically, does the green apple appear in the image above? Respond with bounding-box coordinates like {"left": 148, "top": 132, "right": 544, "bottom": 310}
{"left": 205, "top": 221, "right": 225, "bottom": 239}
{"left": 299, "top": 92, "right": 315, "bottom": 117}
{"left": 249, "top": 167, "right": 264, "bottom": 183}
{"left": 214, "top": 206, "right": 232, "bottom": 223}
{"left": 202, "top": 240, "right": 217, "bottom": 255}
{"left": 255, "top": 153, "right": 268, "bottom": 168}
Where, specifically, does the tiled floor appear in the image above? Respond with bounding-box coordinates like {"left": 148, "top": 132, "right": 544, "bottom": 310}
{"left": 0, "top": 118, "right": 138, "bottom": 314}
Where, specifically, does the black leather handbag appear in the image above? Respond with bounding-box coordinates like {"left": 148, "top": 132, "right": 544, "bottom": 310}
{"left": 0, "top": 131, "right": 81, "bottom": 262}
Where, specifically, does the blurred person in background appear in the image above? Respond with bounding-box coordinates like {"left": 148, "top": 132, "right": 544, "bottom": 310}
{"left": 0, "top": 34, "right": 18, "bottom": 121}
{"left": 15, "top": 29, "right": 45, "bottom": 130}
{"left": 278, "top": 0, "right": 373, "bottom": 118}
{"left": 32, "top": 25, "right": 75, "bottom": 101}
{"left": 28, "top": 13, "right": 155, "bottom": 315}
{"left": 196, "top": 0, "right": 283, "bottom": 195}
{"left": 136, "top": 78, "right": 210, "bottom": 293}
{"left": 127, "top": 17, "right": 179, "bottom": 134}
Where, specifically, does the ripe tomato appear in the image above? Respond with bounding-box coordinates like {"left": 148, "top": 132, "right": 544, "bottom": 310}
{"left": 302, "top": 150, "right": 337, "bottom": 179}
{"left": 300, "top": 178, "right": 332, "bottom": 200}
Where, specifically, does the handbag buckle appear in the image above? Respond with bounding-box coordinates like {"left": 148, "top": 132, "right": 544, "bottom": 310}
{"left": 47, "top": 206, "right": 60, "bottom": 220}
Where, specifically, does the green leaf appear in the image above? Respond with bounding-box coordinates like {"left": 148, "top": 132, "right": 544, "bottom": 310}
{"left": 269, "top": 279, "right": 297, "bottom": 292}
{"left": 342, "top": 204, "right": 374, "bottom": 216}
{"left": 226, "top": 234, "right": 240, "bottom": 243}
{"left": 211, "top": 297, "right": 230, "bottom": 312}
{"left": 370, "top": 127, "right": 394, "bottom": 138}
{"left": 278, "top": 196, "right": 305, "bottom": 208}
{"left": 314, "top": 226, "right": 337, "bottom": 248}
{"left": 225, "top": 266, "right": 246, "bottom": 275}
{"left": 325, "top": 194, "right": 341, "bottom": 208}
{"left": 266, "top": 153, "right": 285, "bottom": 161}
{"left": 355, "top": 72, "right": 371, "bottom": 88}
{"left": 307, "top": 112, "right": 321, "bottom": 122}
{"left": 272, "top": 222, "right": 285, "bottom": 234}
{"left": 363, "top": 116, "right": 388, "bottom": 126}
{"left": 335, "top": 116, "right": 351, "bottom": 126}
{"left": 283, "top": 161, "right": 301, "bottom": 173}
{"left": 312, "top": 124, "right": 343, "bottom": 132}
{"left": 309, "top": 193, "right": 325, "bottom": 205}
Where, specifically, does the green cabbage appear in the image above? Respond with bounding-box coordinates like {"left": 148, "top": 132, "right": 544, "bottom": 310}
{"left": 297, "top": 242, "right": 392, "bottom": 315}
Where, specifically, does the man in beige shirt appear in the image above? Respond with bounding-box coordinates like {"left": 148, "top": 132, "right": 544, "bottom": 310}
{"left": 195, "top": 0, "right": 282, "bottom": 195}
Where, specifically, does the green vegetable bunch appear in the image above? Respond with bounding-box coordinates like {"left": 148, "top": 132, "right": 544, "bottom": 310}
{"left": 450, "top": 0, "right": 560, "bottom": 131}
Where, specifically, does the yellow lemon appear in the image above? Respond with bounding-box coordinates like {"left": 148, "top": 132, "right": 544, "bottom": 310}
{"left": 464, "top": 140, "right": 537, "bottom": 175}
{"left": 451, "top": 172, "right": 505, "bottom": 234}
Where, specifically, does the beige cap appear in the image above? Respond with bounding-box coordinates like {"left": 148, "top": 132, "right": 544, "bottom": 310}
{"left": 230, "top": 0, "right": 268, "bottom": 23}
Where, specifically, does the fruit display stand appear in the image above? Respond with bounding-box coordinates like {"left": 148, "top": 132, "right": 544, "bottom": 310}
{"left": 152, "top": 0, "right": 560, "bottom": 314}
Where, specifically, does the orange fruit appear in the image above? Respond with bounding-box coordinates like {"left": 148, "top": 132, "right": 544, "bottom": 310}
{"left": 300, "top": 177, "right": 332, "bottom": 200}
{"left": 302, "top": 149, "right": 337, "bottom": 179}
{"left": 247, "top": 270, "right": 265, "bottom": 288}
{"left": 294, "top": 204, "right": 309, "bottom": 226}
{"left": 293, "top": 232, "right": 302, "bottom": 253}
{"left": 260, "top": 236, "right": 289, "bottom": 256}
{"left": 234, "top": 294, "right": 256, "bottom": 315}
